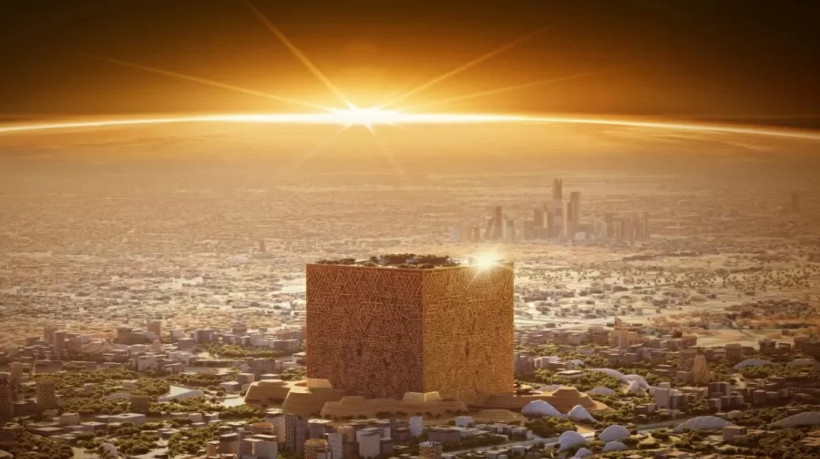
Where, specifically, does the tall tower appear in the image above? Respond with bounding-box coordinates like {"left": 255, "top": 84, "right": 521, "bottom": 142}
{"left": 306, "top": 258, "right": 514, "bottom": 404}
{"left": 492, "top": 206, "right": 503, "bottom": 240}
{"left": 36, "top": 378, "right": 58, "bottom": 411}
{"left": 146, "top": 321, "right": 162, "bottom": 340}
{"left": 791, "top": 192, "right": 800, "bottom": 212}
{"left": 548, "top": 179, "right": 564, "bottom": 238}
{"left": 604, "top": 213, "right": 614, "bottom": 239}
{"left": 8, "top": 362, "right": 23, "bottom": 387}
{"left": 564, "top": 200, "right": 573, "bottom": 239}
{"left": 52, "top": 330, "right": 66, "bottom": 359}
{"left": 533, "top": 208, "right": 544, "bottom": 238}
{"left": 43, "top": 325, "right": 56, "bottom": 344}
{"left": 570, "top": 191, "right": 582, "bottom": 229}
{"left": 0, "top": 373, "right": 12, "bottom": 420}
{"left": 117, "top": 326, "right": 133, "bottom": 345}
{"left": 285, "top": 414, "right": 309, "bottom": 454}
{"left": 504, "top": 218, "right": 516, "bottom": 241}
{"left": 641, "top": 211, "right": 650, "bottom": 240}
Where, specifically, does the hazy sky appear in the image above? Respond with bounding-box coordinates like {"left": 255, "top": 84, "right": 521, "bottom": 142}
{"left": 1, "top": 0, "right": 819, "bottom": 127}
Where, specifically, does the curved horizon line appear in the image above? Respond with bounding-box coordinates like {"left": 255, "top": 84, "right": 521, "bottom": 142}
{"left": 1, "top": 112, "right": 820, "bottom": 141}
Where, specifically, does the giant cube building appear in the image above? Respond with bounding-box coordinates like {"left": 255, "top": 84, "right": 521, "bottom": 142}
{"left": 306, "top": 256, "right": 514, "bottom": 404}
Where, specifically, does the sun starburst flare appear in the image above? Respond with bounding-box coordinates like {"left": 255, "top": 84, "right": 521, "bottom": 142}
{"left": 75, "top": 51, "right": 328, "bottom": 111}
{"left": 331, "top": 104, "right": 402, "bottom": 130}
{"left": 5, "top": 6, "right": 818, "bottom": 162}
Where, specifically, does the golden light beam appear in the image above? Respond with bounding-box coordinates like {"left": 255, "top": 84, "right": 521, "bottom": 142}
{"left": 76, "top": 51, "right": 327, "bottom": 111}
{"left": 287, "top": 128, "right": 347, "bottom": 171}
{"left": 2, "top": 113, "right": 820, "bottom": 141}
{"left": 404, "top": 70, "right": 601, "bottom": 110}
{"left": 244, "top": 0, "right": 349, "bottom": 105}
{"left": 381, "top": 25, "right": 553, "bottom": 108}
{"left": 369, "top": 127, "right": 406, "bottom": 177}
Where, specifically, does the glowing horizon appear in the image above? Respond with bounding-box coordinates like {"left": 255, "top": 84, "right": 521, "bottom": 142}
{"left": 1, "top": 111, "right": 820, "bottom": 141}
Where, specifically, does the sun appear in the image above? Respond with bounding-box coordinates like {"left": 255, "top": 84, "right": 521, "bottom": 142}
{"left": 471, "top": 252, "right": 502, "bottom": 270}
{"left": 328, "top": 103, "right": 401, "bottom": 130}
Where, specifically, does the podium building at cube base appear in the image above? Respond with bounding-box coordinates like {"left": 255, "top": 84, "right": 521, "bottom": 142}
{"left": 306, "top": 255, "right": 514, "bottom": 405}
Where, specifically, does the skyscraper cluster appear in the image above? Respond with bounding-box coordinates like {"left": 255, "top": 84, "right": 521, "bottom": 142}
{"left": 453, "top": 178, "right": 650, "bottom": 242}
{"left": 603, "top": 211, "right": 651, "bottom": 241}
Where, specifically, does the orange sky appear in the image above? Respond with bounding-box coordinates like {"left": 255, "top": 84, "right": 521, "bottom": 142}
{"left": 1, "top": 1, "right": 819, "bottom": 128}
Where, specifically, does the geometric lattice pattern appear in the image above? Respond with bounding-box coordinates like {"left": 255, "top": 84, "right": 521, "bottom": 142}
{"left": 306, "top": 262, "right": 514, "bottom": 404}
{"left": 422, "top": 265, "right": 514, "bottom": 404}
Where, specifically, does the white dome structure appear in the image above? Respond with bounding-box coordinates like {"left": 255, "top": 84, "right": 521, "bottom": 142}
{"left": 568, "top": 404, "right": 597, "bottom": 423}
{"left": 623, "top": 374, "right": 649, "bottom": 388}
{"left": 568, "top": 359, "right": 585, "bottom": 368}
{"left": 573, "top": 447, "right": 593, "bottom": 458}
{"left": 598, "top": 425, "right": 630, "bottom": 442}
{"left": 625, "top": 380, "right": 644, "bottom": 393}
{"left": 673, "top": 416, "right": 732, "bottom": 432}
{"left": 521, "top": 400, "right": 563, "bottom": 418}
{"left": 100, "top": 443, "right": 118, "bottom": 458}
{"left": 588, "top": 386, "right": 616, "bottom": 396}
{"left": 557, "top": 431, "right": 587, "bottom": 451}
{"left": 771, "top": 411, "right": 820, "bottom": 428}
{"left": 732, "top": 359, "right": 773, "bottom": 370}
{"left": 602, "top": 441, "right": 628, "bottom": 452}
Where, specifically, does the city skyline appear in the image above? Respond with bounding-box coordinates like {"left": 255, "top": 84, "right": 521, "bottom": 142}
{"left": 456, "top": 178, "right": 650, "bottom": 243}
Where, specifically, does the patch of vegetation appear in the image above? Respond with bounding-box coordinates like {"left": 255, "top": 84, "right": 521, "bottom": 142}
{"left": 280, "top": 367, "right": 306, "bottom": 381}
{"left": 37, "top": 367, "right": 138, "bottom": 389}
{"left": 167, "top": 372, "right": 230, "bottom": 388}
{"left": 734, "top": 404, "right": 820, "bottom": 426}
{"left": 593, "top": 392, "right": 659, "bottom": 424}
{"left": 740, "top": 364, "right": 817, "bottom": 381}
{"left": 316, "top": 254, "right": 460, "bottom": 268}
{"left": 316, "top": 258, "right": 357, "bottom": 265}
{"left": 11, "top": 432, "right": 74, "bottom": 459}
{"left": 525, "top": 416, "right": 576, "bottom": 438}
{"left": 63, "top": 396, "right": 130, "bottom": 415}
{"left": 220, "top": 404, "right": 265, "bottom": 420}
{"left": 112, "top": 430, "right": 160, "bottom": 456}
{"left": 168, "top": 424, "right": 221, "bottom": 457}
{"left": 535, "top": 369, "right": 623, "bottom": 392}
{"left": 204, "top": 342, "right": 286, "bottom": 359}
{"left": 442, "top": 434, "right": 506, "bottom": 452}
{"left": 747, "top": 427, "right": 818, "bottom": 459}
{"left": 149, "top": 396, "right": 221, "bottom": 415}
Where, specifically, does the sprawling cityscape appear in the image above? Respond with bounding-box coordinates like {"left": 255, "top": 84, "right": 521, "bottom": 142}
{"left": 2, "top": 1, "right": 820, "bottom": 458}
{"left": 1, "top": 167, "right": 818, "bottom": 459}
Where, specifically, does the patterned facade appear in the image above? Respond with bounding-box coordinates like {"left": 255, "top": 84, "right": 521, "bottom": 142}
{"left": 306, "top": 262, "right": 514, "bottom": 404}
{"left": 419, "top": 441, "right": 444, "bottom": 459}
{"left": 304, "top": 438, "right": 330, "bottom": 459}
{"left": 36, "top": 378, "right": 58, "bottom": 411}
{"left": 0, "top": 374, "right": 12, "bottom": 420}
